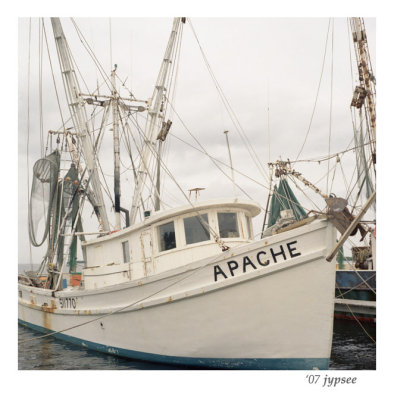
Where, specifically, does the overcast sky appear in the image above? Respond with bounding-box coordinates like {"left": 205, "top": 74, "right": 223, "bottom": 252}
{"left": 17, "top": 17, "right": 376, "bottom": 264}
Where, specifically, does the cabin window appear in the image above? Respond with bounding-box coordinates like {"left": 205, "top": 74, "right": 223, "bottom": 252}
{"left": 158, "top": 221, "right": 177, "bottom": 252}
{"left": 218, "top": 212, "right": 239, "bottom": 238}
{"left": 184, "top": 213, "right": 210, "bottom": 245}
{"left": 122, "top": 241, "right": 130, "bottom": 263}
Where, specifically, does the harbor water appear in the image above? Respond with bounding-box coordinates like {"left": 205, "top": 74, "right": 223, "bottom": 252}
{"left": 18, "top": 320, "right": 376, "bottom": 370}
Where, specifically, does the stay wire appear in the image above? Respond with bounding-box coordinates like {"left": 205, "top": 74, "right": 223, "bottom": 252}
{"left": 187, "top": 19, "right": 270, "bottom": 185}
{"left": 38, "top": 19, "right": 44, "bottom": 157}
{"left": 122, "top": 105, "right": 232, "bottom": 246}
{"left": 19, "top": 236, "right": 259, "bottom": 345}
{"left": 335, "top": 286, "right": 376, "bottom": 343}
{"left": 295, "top": 18, "right": 331, "bottom": 162}
{"left": 326, "top": 18, "right": 334, "bottom": 194}
{"left": 27, "top": 18, "right": 33, "bottom": 268}
{"left": 42, "top": 20, "right": 67, "bottom": 139}
{"left": 289, "top": 140, "right": 374, "bottom": 164}
{"left": 166, "top": 98, "right": 254, "bottom": 202}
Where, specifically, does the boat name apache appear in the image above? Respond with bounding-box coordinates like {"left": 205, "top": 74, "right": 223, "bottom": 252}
{"left": 213, "top": 240, "right": 301, "bottom": 281}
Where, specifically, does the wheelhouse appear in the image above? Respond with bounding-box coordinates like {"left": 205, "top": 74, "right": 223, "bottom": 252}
{"left": 82, "top": 199, "right": 261, "bottom": 289}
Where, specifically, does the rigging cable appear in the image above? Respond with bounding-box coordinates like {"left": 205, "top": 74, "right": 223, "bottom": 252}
{"left": 335, "top": 285, "right": 376, "bottom": 343}
{"left": 160, "top": 20, "right": 184, "bottom": 199}
{"left": 287, "top": 174, "right": 322, "bottom": 212}
{"left": 167, "top": 102, "right": 319, "bottom": 215}
{"left": 19, "top": 235, "right": 265, "bottom": 345}
{"left": 326, "top": 18, "right": 334, "bottom": 194}
{"left": 26, "top": 18, "right": 33, "bottom": 268}
{"left": 70, "top": 18, "right": 129, "bottom": 101}
{"left": 168, "top": 125, "right": 316, "bottom": 214}
{"left": 288, "top": 139, "right": 374, "bottom": 164}
{"left": 38, "top": 19, "right": 44, "bottom": 157}
{"left": 188, "top": 18, "right": 270, "bottom": 185}
{"left": 295, "top": 18, "right": 331, "bottom": 162}
{"left": 121, "top": 104, "right": 242, "bottom": 249}
{"left": 42, "top": 20, "right": 67, "bottom": 143}
{"left": 109, "top": 18, "right": 113, "bottom": 71}
{"left": 166, "top": 98, "right": 254, "bottom": 201}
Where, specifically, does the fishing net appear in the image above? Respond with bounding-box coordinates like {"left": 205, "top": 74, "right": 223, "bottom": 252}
{"left": 268, "top": 178, "right": 306, "bottom": 227}
{"left": 56, "top": 163, "right": 80, "bottom": 269}
{"left": 28, "top": 150, "right": 60, "bottom": 247}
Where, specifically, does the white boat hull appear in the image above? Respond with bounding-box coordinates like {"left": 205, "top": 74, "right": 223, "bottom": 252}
{"left": 19, "top": 219, "right": 336, "bottom": 369}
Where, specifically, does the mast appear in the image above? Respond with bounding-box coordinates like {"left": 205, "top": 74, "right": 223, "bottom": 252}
{"left": 154, "top": 140, "right": 163, "bottom": 212}
{"left": 111, "top": 66, "right": 121, "bottom": 230}
{"left": 50, "top": 18, "right": 110, "bottom": 232}
{"left": 130, "top": 18, "right": 183, "bottom": 224}
{"left": 349, "top": 18, "right": 376, "bottom": 214}
{"left": 349, "top": 18, "right": 376, "bottom": 158}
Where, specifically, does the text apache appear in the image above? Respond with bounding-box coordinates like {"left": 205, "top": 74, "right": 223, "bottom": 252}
{"left": 213, "top": 240, "right": 301, "bottom": 282}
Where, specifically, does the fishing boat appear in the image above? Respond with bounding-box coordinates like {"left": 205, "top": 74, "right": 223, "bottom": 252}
{"left": 18, "top": 17, "right": 372, "bottom": 369}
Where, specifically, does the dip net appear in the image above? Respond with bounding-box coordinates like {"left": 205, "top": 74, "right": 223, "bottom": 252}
{"left": 28, "top": 150, "right": 60, "bottom": 247}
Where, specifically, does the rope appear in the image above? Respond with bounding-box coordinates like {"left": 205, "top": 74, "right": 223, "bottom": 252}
{"left": 42, "top": 20, "right": 67, "bottom": 137}
{"left": 340, "top": 245, "right": 376, "bottom": 295}
{"left": 166, "top": 99, "right": 255, "bottom": 202}
{"left": 27, "top": 18, "right": 33, "bottom": 268}
{"left": 19, "top": 237, "right": 253, "bottom": 344}
{"left": 335, "top": 285, "right": 376, "bottom": 343}
{"left": 288, "top": 175, "right": 322, "bottom": 213}
{"left": 109, "top": 18, "right": 113, "bottom": 71}
{"left": 38, "top": 19, "right": 44, "bottom": 158}
{"left": 326, "top": 18, "right": 334, "bottom": 194}
{"left": 117, "top": 107, "right": 172, "bottom": 211}
{"left": 290, "top": 140, "right": 374, "bottom": 164}
{"left": 188, "top": 19, "right": 270, "bottom": 185}
{"left": 70, "top": 18, "right": 121, "bottom": 100}
{"left": 133, "top": 114, "right": 228, "bottom": 248}
{"left": 329, "top": 156, "right": 338, "bottom": 195}
{"left": 295, "top": 18, "right": 331, "bottom": 162}
{"left": 335, "top": 272, "right": 376, "bottom": 297}
{"left": 168, "top": 126, "right": 321, "bottom": 216}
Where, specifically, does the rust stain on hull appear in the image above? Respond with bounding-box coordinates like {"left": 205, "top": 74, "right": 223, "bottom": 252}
{"left": 42, "top": 300, "right": 56, "bottom": 331}
{"left": 42, "top": 299, "right": 57, "bottom": 313}
{"left": 42, "top": 309, "right": 52, "bottom": 331}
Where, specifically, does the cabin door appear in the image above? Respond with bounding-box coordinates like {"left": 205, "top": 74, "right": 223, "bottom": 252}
{"left": 140, "top": 230, "right": 154, "bottom": 276}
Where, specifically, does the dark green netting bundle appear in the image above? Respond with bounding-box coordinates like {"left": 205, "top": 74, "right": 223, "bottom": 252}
{"left": 55, "top": 163, "right": 81, "bottom": 272}
{"left": 267, "top": 178, "right": 306, "bottom": 228}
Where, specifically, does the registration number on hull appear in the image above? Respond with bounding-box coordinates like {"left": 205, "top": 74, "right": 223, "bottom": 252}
{"left": 59, "top": 297, "right": 77, "bottom": 309}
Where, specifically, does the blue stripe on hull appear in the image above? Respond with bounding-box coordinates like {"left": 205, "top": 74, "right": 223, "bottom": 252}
{"left": 18, "top": 319, "right": 329, "bottom": 370}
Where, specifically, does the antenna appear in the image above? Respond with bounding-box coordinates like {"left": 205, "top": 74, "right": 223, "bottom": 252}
{"left": 224, "top": 130, "right": 236, "bottom": 197}
{"left": 188, "top": 188, "right": 205, "bottom": 201}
